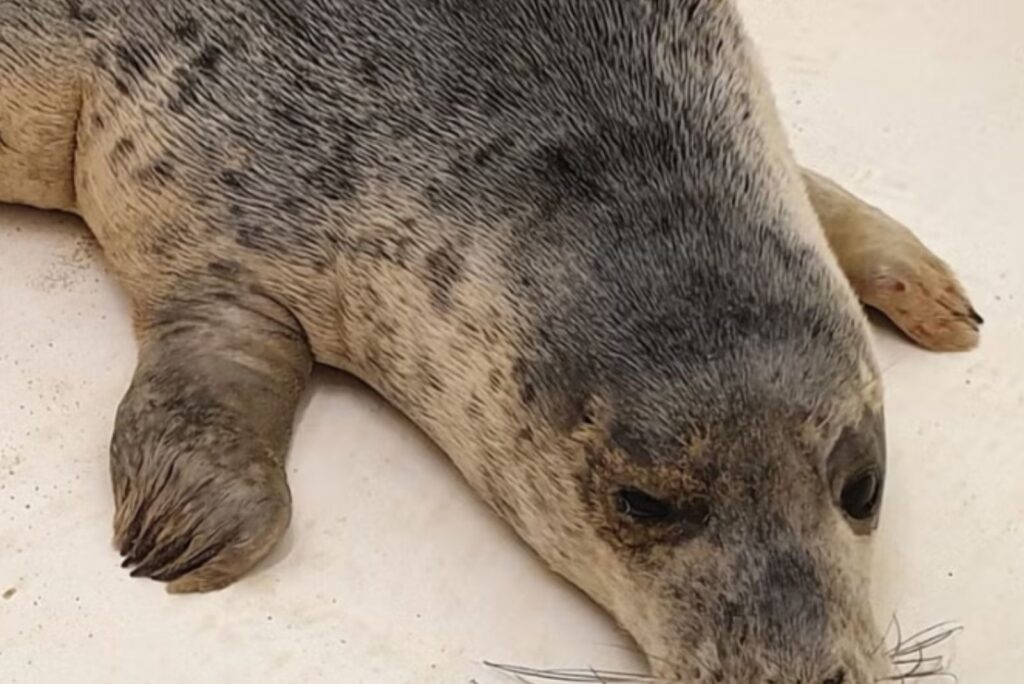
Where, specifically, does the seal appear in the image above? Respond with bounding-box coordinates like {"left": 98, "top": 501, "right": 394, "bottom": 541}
{"left": 1, "top": 1, "right": 981, "bottom": 681}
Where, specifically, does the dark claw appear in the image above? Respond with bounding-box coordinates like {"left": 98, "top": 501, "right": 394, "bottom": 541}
{"left": 151, "top": 540, "right": 228, "bottom": 582}
{"left": 118, "top": 504, "right": 146, "bottom": 557}
{"left": 968, "top": 307, "right": 984, "bottom": 325}
{"left": 124, "top": 519, "right": 163, "bottom": 568}
{"left": 130, "top": 535, "right": 193, "bottom": 578}
{"left": 126, "top": 501, "right": 188, "bottom": 567}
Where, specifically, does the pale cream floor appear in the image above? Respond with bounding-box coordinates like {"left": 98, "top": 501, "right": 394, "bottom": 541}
{"left": 1, "top": 1, "right": 1021, "bottom": 682}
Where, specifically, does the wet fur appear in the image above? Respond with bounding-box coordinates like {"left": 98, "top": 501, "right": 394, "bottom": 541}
{"left": 0, "top": 1, "right": 980, "bottom": 681}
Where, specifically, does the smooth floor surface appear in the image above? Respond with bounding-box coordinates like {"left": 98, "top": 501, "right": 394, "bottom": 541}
{"left": 2, "top": 1, "right": 1021, "bottom": 682}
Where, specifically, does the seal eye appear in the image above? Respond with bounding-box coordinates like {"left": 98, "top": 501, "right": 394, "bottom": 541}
{"left": 840, "top": 468, "right": 882, "bottom": 520}
{"left": 616, "top": 489, "right": 711, "bottom": 532}
{"left": 617, "top": 488, "right": 674, "bottom": 522}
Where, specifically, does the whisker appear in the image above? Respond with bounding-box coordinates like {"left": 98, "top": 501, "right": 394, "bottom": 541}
{"left": 889, "top": 622, "right": 962, "bottom": 658}
{"left": 898, "top": 650, "right": 936, "bottom": 678}
{"left": 900, "top": 629, "right": 962, "bottom": 657}
{"left": 872, "top": 613, "right": 900, "bottom": 656}
{"left": 483, "top": 661, "right": 656, "bottom": 683}
{"left": 892, "top": 655, "right": 944, "bottom": 670}
{"left": 877, "top": 617, "right": 962, "bottom": 684}
{"left": 881, "top": 672, "right": 958, "bottom": 683}
{"left": 890, "top": 614, "right": 906, "bottom": 656}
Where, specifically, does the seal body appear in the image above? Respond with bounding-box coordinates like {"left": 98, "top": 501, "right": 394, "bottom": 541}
{"left": 1, "top": 1, "right": 981, "bottom": 681}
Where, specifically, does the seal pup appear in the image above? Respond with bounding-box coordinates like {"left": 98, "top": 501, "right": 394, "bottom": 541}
{"left": 0, "top": 1, "right": 981, "bottom": 681}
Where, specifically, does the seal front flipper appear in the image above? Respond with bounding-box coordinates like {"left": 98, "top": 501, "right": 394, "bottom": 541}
{"left": 803, "top": 168, "right": 982, "bottom": 351}
{"left": 110, "top": 280, "right": 312, "bottom": 593}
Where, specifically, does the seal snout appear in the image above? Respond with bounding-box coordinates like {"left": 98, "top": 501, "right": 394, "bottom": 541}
{"left": 631, "top": 532, "right": 890, "bottom": 684}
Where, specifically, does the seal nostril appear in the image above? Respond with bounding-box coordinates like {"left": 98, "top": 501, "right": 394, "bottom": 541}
{"left": 822, "top": 670, "right": 846, "bottom": 684}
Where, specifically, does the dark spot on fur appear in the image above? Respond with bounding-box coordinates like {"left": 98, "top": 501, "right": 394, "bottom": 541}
{"left": 300, "top": 130, "right": 359, "bottom": 202}
{"left": 440, "top": 80, "right": 481, "bottom": 112}
{"left": 111, "top": 137, "right": 136, "bottom": 164}
{"left": 268, "top": 101, "right": 306, "bottom": 131}
{"left": 373, "top": 318, "right": 398, "bottom": 340}
{"left": 194, "top": 45, "right": 223, "bottom": 73}
{"left": 207, "top": 260, "right": 243, "bottom": 279}
{"left": 448, "top": 136, "right": 512, "bottom": 179}
{"left": 233, "top": 227, "right": 266, "bottom": 254}
{"left": 472, "top": 137, "right": 509, "bottom": 167}
{"left": 172, "top": 16, "right": 200, "bottom": 43}
{"left": 423, "top": 183, "right": 445, "bottom": 211}
{"left": 392, "top": 236, "right": 414, "bottom": 267}
{"left": 234, "top": 223, "right": 274, "bottom": 251}
{"left": 420, "top": 361, "right": 445, "bottom": 393}
{"left": 280, "top": 197, "right": 303, "bottom": 214}
{"left": 535, "top": 141, "right": 605, "bottom": 205}
{"left": 260, "top": 1, "right": 311, "bottom": 36}
{"left": 168, "top": 66, "right": 203, "bottom": 114}
{"left": 685, "top": 1, "right": 700, "bottom": 23}
{"left": 355, "top": 55, "right": 381, "bottom": 89}
{"left": 349, "top": 233, "right": 415, "bottom": 270}
{"left": 115, "top": 41, "right": 158, "bottom": 87}
{"left": 488, "top": 370, "right": 503, "bottom": 391}
{"left": 113, "top": 77, "right": 130, "bottom": 96}
{"left": 137, "top": 159, "right": 175, "bottom": 185}
{"left": 67, "top": 0, "right": 97, "bottom": 23}
{"left": 425, "top": 244, "right": 466, "bottom": 310}
{"left": 520, "top": 380, "right": 536, "bottom": 405}
{"left": 466, "top": 393, "right": 484, "bottom": 421}
{"left": 91, "top": 113, "right": 105, "bottom": 130}
{"left": 286, "top": 65, "right": 331, "bottom": 100}
{"left": 363, "top": 285, "right": 382, "bottom": 309}
{"left": 480, "top": 81, "right": 517, "bottom": 116}
{"left": 352, "top": 236, "right": 388, "bottom": 262}
{"left": 220, "top": 170, "right": 245, "bottom": 189}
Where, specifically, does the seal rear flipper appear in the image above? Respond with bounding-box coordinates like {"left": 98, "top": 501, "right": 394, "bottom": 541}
{"left": 803, "top": 168, "right": 982, "bottom": 352}
{"left": 110, "top": 281, "right": 312, "bottom": 592}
